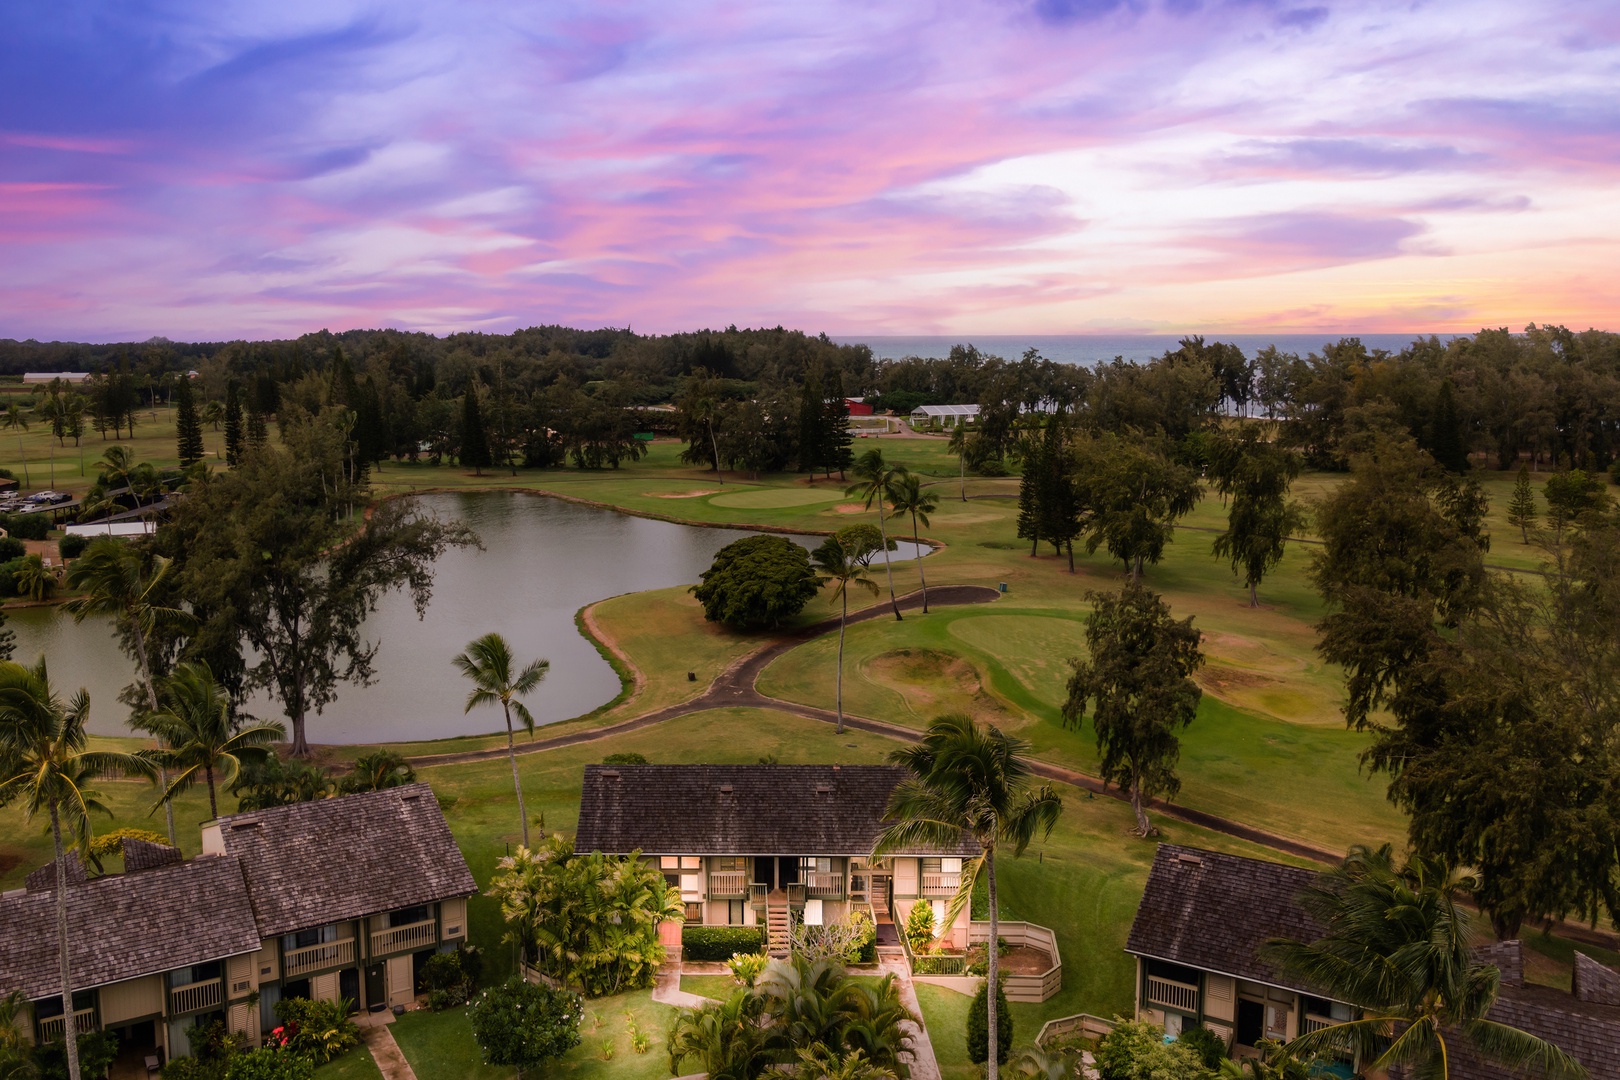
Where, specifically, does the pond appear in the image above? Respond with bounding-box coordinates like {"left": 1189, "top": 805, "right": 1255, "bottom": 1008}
{"left": 8, "top": 491, "right": 928, "bottom": 744}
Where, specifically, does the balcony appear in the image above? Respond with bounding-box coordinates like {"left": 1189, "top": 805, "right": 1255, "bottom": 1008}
{"left": 708, "top": 871, "right": 748, "bottom": 898}
{"left": 37, "top": 1008, "right": 96, "bottom": 1043}
{"left": 1145, "top": 975, "right": 1199, "bottom": 1014}
{"left": 920, "top": 872, "right": 960, "bottom": 897}
{"left": 170, "top": 978, "right": 223, "bottom": 1016}
{"left": 805, "top": 872, "right": 844, "bottom": 898}
{"left": 283, "top": 938, "right": 356, "bottom": 978}
{"left": 1302, "top": 1014, "right": 1334, "bottom": 1035}
{"left": 371, "top": 919, "right": 437, "bottom": 957}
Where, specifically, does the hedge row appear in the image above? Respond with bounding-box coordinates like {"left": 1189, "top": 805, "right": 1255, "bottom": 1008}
{"left": 681, "top": 926, "right": 765, "bottom": 961}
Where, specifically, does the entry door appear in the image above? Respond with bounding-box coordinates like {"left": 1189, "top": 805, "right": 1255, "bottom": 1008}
{"left": 777, "top": 857, "right": 800, "bottom": 886}
{"left": 752, "top": 856, "right": 775, "bottom": 890}
{"left": 1236, "top": 999, "right": 1265, "bottom": 1047}
{"left": 365, "top": 965, "right": 385, "bottom": 1011}
{"left": 339, "top": 969, "right": 360, "bottom": 1014}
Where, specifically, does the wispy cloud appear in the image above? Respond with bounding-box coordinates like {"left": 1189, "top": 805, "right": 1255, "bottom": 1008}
{"left": 0, "top": 0, "right": 1615, "bottom": 339}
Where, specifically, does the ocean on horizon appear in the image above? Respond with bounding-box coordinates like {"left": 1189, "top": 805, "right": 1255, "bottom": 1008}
{"left": 836, "top": 332, "right": 1454, "bottom": 365}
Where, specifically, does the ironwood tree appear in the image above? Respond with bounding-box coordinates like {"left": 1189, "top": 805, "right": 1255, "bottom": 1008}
{"left": 1208, "top": 427, "right": 1306, "bottom": 606}
{"left": 1062, "top": 583, "right": 1204, "bottom": 836}
{"left": 173, "top": 377, "right": 205, "bottom": 467}
{"left": 165, "top": 411, "right": 478, "bottom": 756}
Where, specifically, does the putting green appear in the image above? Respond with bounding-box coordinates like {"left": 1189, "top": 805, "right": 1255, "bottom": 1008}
{"left": 708, "top": 487, "right": 850, "bottom": 508}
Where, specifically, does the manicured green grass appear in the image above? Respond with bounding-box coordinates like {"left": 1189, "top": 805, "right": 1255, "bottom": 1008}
{"left": 312, "top": 1043, "right": 386, "bottom": 1080}
{"left": 914, "top": 983, "right": 977, "bottom": 1080}
{"left": 679, "top": 974, "right": 738, "bottom": 1000}
{"left": 391, "top": 993, "right": 678, "bottom": 1080}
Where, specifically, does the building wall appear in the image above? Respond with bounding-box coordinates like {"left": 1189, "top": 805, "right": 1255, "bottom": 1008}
{"left": 100, "top": 976, "right": 163, "bottom": 1026}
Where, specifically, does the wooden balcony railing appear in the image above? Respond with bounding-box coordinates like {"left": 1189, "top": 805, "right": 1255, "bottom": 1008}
{"left": 805, "top": 872, "right": 844, "bottom": 898}
{"left": 1145, "top": 975, "right": 1199, "bottom": 1014}
{"left": 1302, "top": 1013, "right": 1334, "bottom": 1035}
{"left": 708, "top": 871, "right": 748, "bottom": 897}
{"left": 920, "top": 873, "right": 960, "bottom": 896}
{"left": 371, "top": 919, "right": 437, "bottom": 957}
{"left": 170, "top": 978, "right": 223, "bottom": 1016}
{"left": 37, "top": 1008, "right": 96, "bottom": 1042}
{"left": 283, "top": 938, "right": 356, "bottom": 978}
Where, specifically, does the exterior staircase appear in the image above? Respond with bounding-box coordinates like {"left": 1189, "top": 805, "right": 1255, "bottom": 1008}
{"left": 766, "top": 894, "right": 792, "bottom": 958}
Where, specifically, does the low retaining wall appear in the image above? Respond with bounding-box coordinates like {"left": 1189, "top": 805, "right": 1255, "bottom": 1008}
{"left": 1037, "top": 1014, "right": 1116, "bottom": 1047}
{"left": 911, "top": 920, "right": 1063, "bottom": 1004}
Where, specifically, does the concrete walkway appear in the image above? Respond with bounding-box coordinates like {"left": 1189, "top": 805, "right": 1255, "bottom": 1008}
{"left": 359, "top": 1023, "right": 418, "bottom": 1080}
{"left": 652, "top": 964, "right": 713, "bottom": 1008}
{"left": 881, "top": 958, "right": 942, "bottom": 1080}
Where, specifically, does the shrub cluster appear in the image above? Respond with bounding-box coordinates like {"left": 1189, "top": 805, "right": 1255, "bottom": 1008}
{"left": 422, "top": 946, "right": 483, "bottom": 1010}
{"left": 681, "top": 926, "right": 765, "bottom": 961}
{"left": 966, "top": 977, "right": 1012, "bottom": 1066}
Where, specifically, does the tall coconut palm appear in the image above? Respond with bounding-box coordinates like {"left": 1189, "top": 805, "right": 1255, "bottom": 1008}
{"left": 139, "top": 662, "right": 283, "bottom": 820}
{"left": 887, "top": 474, "right": 937, "bottom": 613}
{"left": 873, "top": 714, "right": 1062, "bottom": 1080}
{"left": 809, "top": 531, "right": 879, "bottom": 735}
{"left": 63, "top": 539, "right": 194, "bottom": 846}
{"left": 947, "top": 425, "right": 969, "bottom": 502}
{"left": 846, "top": 451, "right": 905, "bottom": 620}
{"left": 3, "top": 405, "right": 30, "bottom": 487}
{"left": 453, "top": 633, "right": 548, "bottom": 847}
{"left": 1266, "top": 845, "right": 1586, "bottom": 1080}
{"left": 0, "top": 658, "right": 154, "bottom": 1080}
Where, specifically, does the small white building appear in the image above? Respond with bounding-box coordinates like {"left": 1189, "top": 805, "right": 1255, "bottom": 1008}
{"left": 910, "top": 404, "right": 980, "bottom": 430}
{"left": 22, "top": 372, "right": 91, "bottom": 385}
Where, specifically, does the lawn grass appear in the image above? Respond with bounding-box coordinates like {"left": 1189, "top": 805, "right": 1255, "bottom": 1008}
{"left": 312, "top": 1043, "right": 386, "bottom": 1080}
{"left": 679, "top": 974, "right": 738, "bottom": 1001}
{"left": 390, "top": 992, "right": 678, "bottom": 1080}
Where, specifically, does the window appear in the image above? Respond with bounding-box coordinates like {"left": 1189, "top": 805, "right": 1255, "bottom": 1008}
{"left": 659, "top": 856, "right": 681, "bottom": 870}
{"left": 712, "top": 856, "right": 747, "bottom": 872}
{"left": 390, "top": 906, "right": 430, "bottom": 927}
{"left": 33, "top": 991, "right": 95, "bottom": 1019}
{"left": 684, "top": 902, "right": 703, "bottom": 924}
{"left": 727, "top": 900, "right": 745, "bottom": 926}
{"left": 800, "top": 857, "right": 832, "bottom": 875}
{"left": 680, "top": 856, "right": 701, "bottom": 870}
{"left": 285, "top": 925, "right": 337, "bottom": 951}
{"left": 170, "top": 961, "right": 222, "bottom": 987}
{"left": 920, "top": 858, "right": 941, "bottom": 875}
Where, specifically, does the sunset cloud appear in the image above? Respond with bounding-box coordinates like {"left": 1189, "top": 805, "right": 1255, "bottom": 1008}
{"left": 0, "top": 0, "right": 1615, "bottom": 339}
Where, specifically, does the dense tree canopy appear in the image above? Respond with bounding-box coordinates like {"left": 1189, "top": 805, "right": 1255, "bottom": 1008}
{"left": 692, "top": 535, "right": 823, "bottom": 629}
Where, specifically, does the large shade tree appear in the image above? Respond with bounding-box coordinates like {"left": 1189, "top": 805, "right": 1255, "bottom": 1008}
{"left": 0, "top": 659, "right": 153, "bottom": 1080}
{"left": 1062, "top": 583, "right": 1204, "bottom": 836}
{"left": 168, "top": 412, "right": 477, "bottom": 756}
{"left": 1267, "top": 845, "right": 1586, "bottom": 1080}
{"left": 453, "top": 632, "right": 548, "bottom": 847}
{"left": 874, "top": 714, "right": 1061, "bottom": 1080}
{"left": 1207, "top": 428, "right": 1306, "bottom": 607}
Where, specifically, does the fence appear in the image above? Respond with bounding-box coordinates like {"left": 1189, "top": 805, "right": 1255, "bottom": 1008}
{"left": 906, "top": 919, "right": 1063, "bottom": 1003}
{"left": 1036, "top": 1013, "right": 1116, "bottom": 1048}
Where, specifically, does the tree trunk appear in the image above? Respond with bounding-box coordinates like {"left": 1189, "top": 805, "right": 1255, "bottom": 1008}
{"left": 1249, "top": 581, "right": 1259, "bottom": 608}
{"left": 986, "top": 844, "right": 1000, "bottom": 1080}
{"left": 960, "top": 454, "right": 966, "bottom": 502}
{"left": 505, "top": 702, "right": 530, "bottom": 849}
{"left": 708, "top": 420, "right": 723, "bottom": 483}
{"left": 51, "top": 804, "right": 82, "bottom": 1080}
{"left": 1491, "top": 909, "right": 1523, "bottom": 941}
{"left": 913, "top": 517, "right": 929, "bottom": 614}
{"left": 205, "top": 764, "right": 217, "bottom": 821}
{"left": 1130, "top": 772, "right": 1151, "bottom": 837}
{"left": 1066, "top": 541, "right": 1074, "bottom": 573}
{"left": 132, "top": 625, "right": 178, "bottom": 846}
{"left": 878, "top": 501, "right": 901, "bottom": 620}
{"left": 835, "top": 593, "right": 847, "bottom": 735}
{"left": 290, "top": 709, "right": 309, "bottom": 757}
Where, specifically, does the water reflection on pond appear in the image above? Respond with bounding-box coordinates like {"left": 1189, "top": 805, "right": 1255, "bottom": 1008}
{"left": 9, "top": 491, "right": 927, "bottom": 744}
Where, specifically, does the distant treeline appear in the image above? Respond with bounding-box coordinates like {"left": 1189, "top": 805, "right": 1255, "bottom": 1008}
{"left": 3, "top": 322, "right": 1617, "bottom": 474}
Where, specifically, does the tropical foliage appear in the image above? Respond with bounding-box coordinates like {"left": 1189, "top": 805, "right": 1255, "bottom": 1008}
{"left": 468, "top": 978, "right": 583, "bottom": 1077}
{"left": 488, "top": 835, "right": 682, "bottom": 997}
{"left": 1265, "top": 845, "right": 1586, "bottom": 1080}
{"left": 139, "top": 662, "right": 283, "bottom": 819}
{"left": 453, "top": 631, "right": 548, "bottom": 847}
{"left": 666, "top": 957, "right": 915, "bottom": 1080}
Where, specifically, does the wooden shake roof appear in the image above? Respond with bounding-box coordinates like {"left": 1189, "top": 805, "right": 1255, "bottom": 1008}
{"left": 574, "top": 764, "right": 978, "bottom": 857}
{"left": 0, "top": 856, "right": 260, "bottom": 1000}
{"left": 216, "top": 783, "right": 476, "bottom": 938}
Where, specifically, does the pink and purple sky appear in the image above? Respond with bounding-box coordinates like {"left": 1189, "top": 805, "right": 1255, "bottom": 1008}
{"left": 3, "top": 0, "right": 1617, "bottom": 341}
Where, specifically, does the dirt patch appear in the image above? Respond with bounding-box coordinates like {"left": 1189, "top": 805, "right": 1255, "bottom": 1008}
{"left": 831, "top": 503, "right": 869, "bottom": 514}
{"left": 968, "top": 944, "right": 1054, "bottom": 975}
{"left": 1197, "top": 665, "right": 1279, "bottom": 691}
{"left": 649, "top": 489, "right": 720, "bottom": 499}
{"left": 0, "top": 848, "right": 24, "bottom": 881}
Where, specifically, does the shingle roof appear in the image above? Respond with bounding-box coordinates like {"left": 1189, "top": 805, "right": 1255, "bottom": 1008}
{"left": 1453, "top": 981, "right": 1620, "bottom": 1080}
{"left": 1125, "top": 844, "right": 1326, "bottom": 995}
{"left": 216, "top": 784, "right": 477, "bottom": 938}
{"left": 0, "top": 856, "right": 260, "bottom": 1000}
{"left": 574, "top": 765, "right": 978, "bottom": 857}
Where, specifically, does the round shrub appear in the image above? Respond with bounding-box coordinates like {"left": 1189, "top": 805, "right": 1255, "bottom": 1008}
{"left": 224, "top": 1049, "right": 312, "bottom": 1080}
{"left": 0, "top": 537, "right": 24, "bottom": 562}
{"left": 1177, "top": 1024, "right": 1228, "bottom": 1069}
{"left": 58, "top": 534, "right": 90, "bottom": 560}
{"left": 469, "top": 979, "right": 582, "bottom": 1076}
{"left": 691, "top": 534, "right": 822, "bottom": 629}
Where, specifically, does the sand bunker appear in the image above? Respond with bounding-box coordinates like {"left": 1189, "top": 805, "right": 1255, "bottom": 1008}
{"left": 650, "top": 489, "right": 721, "bottom": 499}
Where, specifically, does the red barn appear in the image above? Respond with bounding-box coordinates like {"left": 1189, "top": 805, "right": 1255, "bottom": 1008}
{"left": 845, "top": 398, "right": 874, "bottom": 416}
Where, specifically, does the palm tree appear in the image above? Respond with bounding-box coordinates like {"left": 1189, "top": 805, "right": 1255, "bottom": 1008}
{"left": 845, "top": 451, "right": 905, "bottom": 620}
{"left": 0, "top": 658, "right": 153, "bottom": 1080}
{"left": 339, "top": 749, "right": 416, "bottom": 794}
{"left": 4, "top": 405, "right": 30, "bottom": 487}
{"left": 887, "top": 474, "right": 937, "bottom": 613}
{"left": 1266, "top": 844, "right": 1586, "bottom": 1080}
{"left": 873, "top": 714, "right": 1063, "bottom": 1080}
{"left": 666, "top": 986, "right": 776, "bottom": 1080}
{"left": 453, "top": 633, "right": 548, "bottom": 847}
{"left": 809, "top": 532, "right": 879, "bottom": 734}
{"left": 93, "top": 445, "right": 135, "bottom": 494}
{"left": 0, "top": 989, "right": 37, "bottom": 1080}
{"left": 138, "top": 662, "right": 283, "bottom": 820}
{"left": 64, "top": 539, "right": 194, "bottom": 846}
{"left": 13, "top": 555, "right": 57, "bottom": 602}
{"left": 947, "top": 425, "right": 969, "bottom": 502}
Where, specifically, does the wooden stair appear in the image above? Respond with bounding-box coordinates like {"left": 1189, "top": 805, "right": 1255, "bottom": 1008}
{"left": 766, "top": 896, "right": 792, "bottom": 958}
